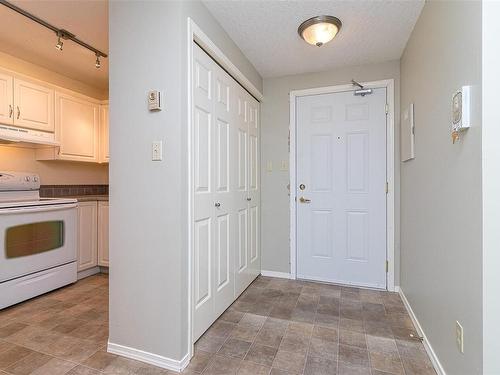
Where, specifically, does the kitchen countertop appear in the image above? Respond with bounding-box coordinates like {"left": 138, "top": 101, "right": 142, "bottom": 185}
{"left": 60, "top": 195, "right": 109, "bottom": 202}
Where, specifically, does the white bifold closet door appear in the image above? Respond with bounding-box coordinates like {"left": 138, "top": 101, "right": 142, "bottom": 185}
{"left": 192, "top": 44, "right": 260, "bottom": 341}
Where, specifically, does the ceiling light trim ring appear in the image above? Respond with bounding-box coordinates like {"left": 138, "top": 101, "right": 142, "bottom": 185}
{"left": 298, "top": 15, "right": 342, "bottom": 47}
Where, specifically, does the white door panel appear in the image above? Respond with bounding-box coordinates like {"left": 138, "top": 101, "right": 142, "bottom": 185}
{"left": 296, "top": 88, "right": 386, "bottom": 289}
{"left": 193, "top": 44, "right": 260, "bottom": 341}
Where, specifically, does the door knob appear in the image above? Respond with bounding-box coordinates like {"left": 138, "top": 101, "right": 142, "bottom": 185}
{"left": 215, "top": 202, "right": 221, "bottom": 208}
{"left": 246, "top": 197, "right": 251, "bottom": 201}
{"left": 299, "top": 197, "right": 311, "bottom": 203}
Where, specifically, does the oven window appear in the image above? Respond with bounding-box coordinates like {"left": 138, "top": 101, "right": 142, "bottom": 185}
{"left": 5, "top": 221, "right": 64, "bottom": 258}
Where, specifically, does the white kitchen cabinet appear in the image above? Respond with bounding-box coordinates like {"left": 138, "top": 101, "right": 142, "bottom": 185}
{"left": 13, "top": 78, "right": 54, "bottom": 132}
{"left": 36, "top": 91, "right": 99, "bottom": 162}
{"left": 77, "top": 201, "right": 98, "bottom": 272}
{"left": 0, "top": 73, "right": 13, "bottom": 125}
{"left": 97, "top": 201, "right": 109, "bottom": 267}
{"left": 99, "top": 104, "right": 109, "bottom": 163}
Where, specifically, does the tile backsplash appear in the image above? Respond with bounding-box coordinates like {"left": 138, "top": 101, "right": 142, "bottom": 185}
{"left": 40, "top": 185, "right": 108, "bottom": 197}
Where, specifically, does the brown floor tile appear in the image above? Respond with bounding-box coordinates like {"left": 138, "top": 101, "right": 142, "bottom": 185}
{"left": 219, "top": 338, "right": 252, "bottom": 359}
{"left": 27, "top": 357, "right": 76, "bottom": 375}
{"left": 339, "top": 318, "right": 364, "bottom": 333}
{"left": 66, "top": 365, "right": 102, "bottom": 375}
{"left": 366, "top": 335, "right": 398, "bottom": 354}
{"left": 230, "top": 324, "right": 260, "bottom": 342}
{"left": 195, "top": 335, "right": 227, "bottom": 353}
{"left": 0, "top": 323, "right": 29, "bottom": 339}
{"left": 337, "top": 361, "right": 370, "bottom": 375}
{"left": 82, "top": 350, "right": 118, "bottom": 371}
{"left": 369, "top": 351, "right": 404, "bottom": 375}
{"left": 304, "top": 355, "right": 337, "bottom": 375}
{"left": 244, "top": 343, "right": 277, "bottom": 367}
{"left": 312, "top": 325, "right": 338, "bottom": 342}
{"left": 237, "top": 360, "right": 270, "bottom": 374}
{"left": 206, "top": 321, "right": 236, "bottom": 339}
{"left": 338, "top": 344, "right": 369, "bottom": 368}
{"left": 270, "top": 368, "right": 299, "bottom": 375}
{"left": 339, "top": 330, "right": 366, "bottom": 349}
{"left": 183, "top": 350, "right": 212, "bottom": 373}
{"left": 204, "top": 355, "right": 241, "bottom": 375}
{"left": 220, "top": 309, "right": 245, "bottom": 324}
{"left": 272, "top": 350, "right": 306, "bottom": 373}
{"left": 4, "top": 351, "right": 52, "bottom": 374}
{"left": 308, "top": 337, "right": 338, "bottom": 359}
{"left": 0, "top": 344, "right": 33, "bottom": 369}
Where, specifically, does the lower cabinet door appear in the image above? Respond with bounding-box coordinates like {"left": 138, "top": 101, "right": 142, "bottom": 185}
{"left": 77, "top": 201, "right": 98, "bottom": 271}
{"left": 97, "top": 201, "right": 109, "bottom": 267}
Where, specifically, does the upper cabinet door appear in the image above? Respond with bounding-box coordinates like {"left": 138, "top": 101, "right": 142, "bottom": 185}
{"left": 56, "top": 92, "right": 99, "bottom": 162}
{"left": 99, "top": 104, "right": 109, "bottom": 163}
{"left": 0, "top": 73, "right": 13, "bottom": 125}
{"left": 14, "top": 78, "right": 54, "bottom": 132}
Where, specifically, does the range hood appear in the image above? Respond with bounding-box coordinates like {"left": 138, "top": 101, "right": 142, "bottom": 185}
{"left": 0, "top": 125, "right": 59, "bottom": 146}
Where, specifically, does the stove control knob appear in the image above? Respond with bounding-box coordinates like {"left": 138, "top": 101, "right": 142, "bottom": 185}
{"left": 33, "top": 176, "right": 38, "bottom": 182}
{"left": 25, "top": 176, "right": 30, "bottom": 182}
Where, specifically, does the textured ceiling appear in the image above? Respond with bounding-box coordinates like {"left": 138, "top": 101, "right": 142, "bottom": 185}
{"left": 202, "top": 0, "right": 424, "bottom": 78}
{"left": 0, "top": 0, "right": 108, "bottom": 91}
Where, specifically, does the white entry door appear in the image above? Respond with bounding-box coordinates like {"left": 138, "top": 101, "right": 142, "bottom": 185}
{"left": 296, "top": 88, "right": 387, "bottom": 289}
{"left": 192, "top": 44, "right": 260, "bottom": 341}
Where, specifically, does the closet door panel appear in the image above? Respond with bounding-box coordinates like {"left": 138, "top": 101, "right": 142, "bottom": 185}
{"left": 247, "top": 97, "right": 261, "bottom": 277}
{"left": 193, "top": 45, "right": 216, "bottom": 341}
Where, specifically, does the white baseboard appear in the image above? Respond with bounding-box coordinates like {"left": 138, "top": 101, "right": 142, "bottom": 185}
{"left": 260, "top": 270, "right": 292, "bottom": 279}
{"left": 398, "top": 288, "right": 446, "bottom": 375}
{"left": 107, "top": 341, "right": 189, "bottom": 373}
{"left": 394, "top": 285, "right": 401, "bottom": 293}
{"left": 77, "top": 266, "right": 100, "bottom": 280}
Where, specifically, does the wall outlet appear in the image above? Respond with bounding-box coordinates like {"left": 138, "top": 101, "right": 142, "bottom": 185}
{"left": 152, "top": 141, "right": 162, "bottom": 161}
{"left": 456, "top": 321, "right": 464, "bottom": 353}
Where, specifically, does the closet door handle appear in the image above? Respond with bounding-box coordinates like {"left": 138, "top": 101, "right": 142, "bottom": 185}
{"left": 214, "top": 202, "right": 221, "bottom": 208}
{"left": 246, "top": 197, "right": 251, "bottom": 201}
{"left": 9, "top": 105, "right": 13, "bottom": 118}
{"left": 16, "top": 106, "right": 20, "bottom": 119}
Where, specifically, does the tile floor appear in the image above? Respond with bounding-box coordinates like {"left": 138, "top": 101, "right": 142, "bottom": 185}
{"left": 0, "top": 274, "right": 436, "bottom": 375}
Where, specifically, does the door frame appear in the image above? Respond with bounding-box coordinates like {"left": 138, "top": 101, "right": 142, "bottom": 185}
{"left": 289, "top": 80, "right": 395, "bottom": 292}
{"left": 186, "top": 18, "right": 263, "bottom": 361}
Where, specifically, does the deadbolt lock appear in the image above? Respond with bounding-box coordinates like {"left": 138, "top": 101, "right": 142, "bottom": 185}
{"left": 299, "top": 184, "right": 306, "bottom": 190}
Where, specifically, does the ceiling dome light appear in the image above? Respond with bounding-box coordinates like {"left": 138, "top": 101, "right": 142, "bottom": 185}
{"left": 298, "top": 15, "right": 342, "bottom": 47}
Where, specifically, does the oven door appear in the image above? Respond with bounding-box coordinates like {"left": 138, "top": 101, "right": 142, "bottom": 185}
{"left": 0, "top": 203, "right": 77, "bottom": 283}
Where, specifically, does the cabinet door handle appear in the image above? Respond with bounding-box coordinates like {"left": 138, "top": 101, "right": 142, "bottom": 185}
{"left": 9, "top": 105, "right": 12, "bottom": 118}
{"left": 246, "top": 197, "right": 251, "bottom": 201}
{"left": 214, "top": 202, "right": 221, "bottom": 208}
{"left": 16, "top": 106, "right": 20, "bottom": 119}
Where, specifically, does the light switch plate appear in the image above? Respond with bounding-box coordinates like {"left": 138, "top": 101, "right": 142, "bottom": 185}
{"left": 152, "top": 141, "right": 162, "bottom": 161}
{"left": 266, "top": 161, "right": 273, "bottom": 172}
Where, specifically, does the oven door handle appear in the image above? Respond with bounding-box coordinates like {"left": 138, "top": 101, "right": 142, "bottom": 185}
{"left": 0, "top": 203, "right": 78, "bottom": 214}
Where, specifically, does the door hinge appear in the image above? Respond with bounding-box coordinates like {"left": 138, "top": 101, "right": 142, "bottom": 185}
{"left": 385, "top": 182, "right": 389, "bottom": 194}
{"left": 385, "top": 104, "right": 389, "bottom": 114}
{"left": 386, "top": 260, "right": 389, "bottom": 273}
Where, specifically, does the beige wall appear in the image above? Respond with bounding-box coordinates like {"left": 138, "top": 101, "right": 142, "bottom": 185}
{"left": 0, "top": 146, "right": 108, "bottom": 185}
{"left": 400, "top": 1, "right": 482, "bottom": 374}
{"left": 0, "top": 51, "right": 108, "bottom": 185}
{"left": 261, "top": 60, "right": 401, "bottom": 284}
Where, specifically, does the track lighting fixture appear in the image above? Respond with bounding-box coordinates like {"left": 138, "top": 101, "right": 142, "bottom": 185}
{"left": 1, "top": 1, "right": 108, "bottom": 69}
{"left": 55, "top": 33, "right": 63, "bottom": 51}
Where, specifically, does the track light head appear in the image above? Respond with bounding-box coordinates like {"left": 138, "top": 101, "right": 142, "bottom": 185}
{"left": 55, "top": 35, "right": 63, "bottom": 51}
{"left": 95, "top": 54, "right": 101, "bottom": 69}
